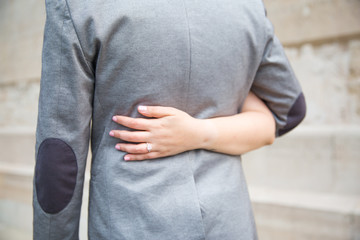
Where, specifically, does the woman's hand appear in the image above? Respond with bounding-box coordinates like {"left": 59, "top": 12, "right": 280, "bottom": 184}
{"left": 109, "top": 106, "right": 212, "bottom": 161}
{"left": 109, "top": 92, "right": 275, "bottom": 161}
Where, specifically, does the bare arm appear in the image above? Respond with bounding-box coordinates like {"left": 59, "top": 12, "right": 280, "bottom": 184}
{"left": 109, "top": 91, "right": 275, "bottom": 161}
{"left": 201, "top": 91, "right": 275, "bottom": 155}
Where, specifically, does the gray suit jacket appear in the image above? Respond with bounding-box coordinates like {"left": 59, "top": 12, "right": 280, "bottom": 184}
{"left": 34, "top": 0, "right": 306, "bottom": 239}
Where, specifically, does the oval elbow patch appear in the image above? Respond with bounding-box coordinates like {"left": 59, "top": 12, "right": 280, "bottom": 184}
{"left": 35, "top": 138, "right": 78, "bottom": 214}
{"left": 278, "top": 93, "right": 306, "bottom": 136}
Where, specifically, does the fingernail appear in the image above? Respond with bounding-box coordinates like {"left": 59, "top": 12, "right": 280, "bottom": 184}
{"left": 109, "top": 131, "right": 114, "bottom": 136}
{"left": 115, "top": 145, "right": 120, "bottom": 150}
{"left": 138, "top": 105, "right": 147, "bottom": 112}
{"left": 124, "top": 156, "right": 131, "bottom": 161}
{"left": 112, "top": 116, "right": 117, "bottom": 121}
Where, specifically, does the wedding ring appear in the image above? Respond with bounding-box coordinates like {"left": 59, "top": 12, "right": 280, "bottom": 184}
{"left": 146, "top": 142, "right": 152, "bottom": 153}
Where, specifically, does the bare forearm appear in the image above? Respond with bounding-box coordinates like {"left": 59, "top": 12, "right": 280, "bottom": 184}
{"left": 195, "top": 111, "right": 275, "bottom": 155}
{"left": 109, "top": 92, "right": 276, "bottom": 160}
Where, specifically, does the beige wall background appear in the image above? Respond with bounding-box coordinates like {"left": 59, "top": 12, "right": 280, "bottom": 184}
{"left": 0, "top": 0, "right": 359, "bottom": 239}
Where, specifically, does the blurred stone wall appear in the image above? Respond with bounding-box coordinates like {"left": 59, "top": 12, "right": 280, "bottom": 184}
{"left": 243, "top": 0, "right": 360, "bottom": 239}
{"left": 0, "top": 0, "right": 43, "bottom": 129}
{"left": 0, "top": 0, "right": 359, "bottom": 239}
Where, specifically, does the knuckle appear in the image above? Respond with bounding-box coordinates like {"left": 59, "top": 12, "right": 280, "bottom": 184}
{"left": 158, "top": 120, "right": 167, "bottom": 129}
{"left": 125, "top": 133, "right": 138, "bottom": 142}
{"left": 114, "top": 131, "right": 121, "bottom": 138}
{"left": 127, "top": 136, "right": 137, "bottom": 142}
{"left": 151, "top": 121, "right": 161, "bottom": 130}
{"left": 136, "top": 155, "right": 145, "bottom": 161}
{"left": 159, "top": 120, "right": 169, "bottom": 129}
{"left": 121, "top": 132, "right": 130, "bottom": 140}
{"left": 129, "top": 118, "right": 137, "bottom": 127}
{"left": 134, "top": 133, "right": 143, "bottom": 142}
{"left": 135, "top": 146, "right": 143, "bottom": 153}
{"left": 122, "top": 145, "right": 130, "bottom": 152}
{"left": 116, "top": 144, "right": 123, "bottom": 151}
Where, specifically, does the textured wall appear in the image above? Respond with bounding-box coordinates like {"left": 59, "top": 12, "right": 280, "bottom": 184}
{"left": 0, "top": 0, "right": 44, "bottom": 128}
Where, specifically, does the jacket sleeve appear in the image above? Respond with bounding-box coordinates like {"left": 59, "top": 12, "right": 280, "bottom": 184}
{"left": 251, "top": 11, "right": 306, "bottom": 137}
{"left": 33, "top": 0, "right": 94, "bottom": 239}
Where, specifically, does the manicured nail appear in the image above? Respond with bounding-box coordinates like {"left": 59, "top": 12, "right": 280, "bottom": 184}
{"left": 115, "top": 145, "right": 120, "bottom": 150}
{"left": 124, "top": 156, "right": 131, "bottom": 161}
{"left": 109, "top": 131, "right": 114, "bottom": 136}
{"left": 138, "top": 105, "right": 147, "bottom": 112}
{"left": 112, "top": 116, "right": 117, "bottom": 121}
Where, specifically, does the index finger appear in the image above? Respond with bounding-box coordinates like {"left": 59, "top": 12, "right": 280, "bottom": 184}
{"left": 112, "top": 115, "right": 151, "bottom": 131}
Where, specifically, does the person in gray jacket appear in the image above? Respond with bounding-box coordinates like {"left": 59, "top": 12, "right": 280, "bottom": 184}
{"left": 33, "top": 0, "right": 306, "bottom": 239}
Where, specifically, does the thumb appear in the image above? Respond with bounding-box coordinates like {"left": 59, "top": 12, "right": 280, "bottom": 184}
{"left": 138, "top": 105, "right": 177, "bottom": 118}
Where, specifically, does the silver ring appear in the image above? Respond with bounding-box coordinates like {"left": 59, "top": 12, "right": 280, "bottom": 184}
{"left": 146, "top": 142, "right": 152, "bottom": 153}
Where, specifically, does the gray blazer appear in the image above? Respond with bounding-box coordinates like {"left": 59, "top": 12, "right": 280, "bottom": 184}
{"left": 34, "top": 0, "right": 306, "bottom": 239}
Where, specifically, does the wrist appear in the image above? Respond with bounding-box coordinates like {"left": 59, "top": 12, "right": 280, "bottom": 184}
{"left": 195, "top": 119, "right": 217, "bottom": 151}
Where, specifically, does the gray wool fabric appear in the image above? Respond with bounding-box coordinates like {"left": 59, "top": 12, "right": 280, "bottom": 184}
{"left": 34, "top": 0, "right": 306, "bottom": 239}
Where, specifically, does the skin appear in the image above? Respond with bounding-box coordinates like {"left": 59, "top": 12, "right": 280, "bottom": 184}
{"left": 109, "top": 91, "right": 276, "bottom": 161}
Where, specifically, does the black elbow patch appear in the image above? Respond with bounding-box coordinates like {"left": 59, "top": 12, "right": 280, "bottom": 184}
{"left": 278, "top": 93, "right": 306, "bottom": 136}
{"left": 35, "top": 138, "right": 78, "bottom": 214}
